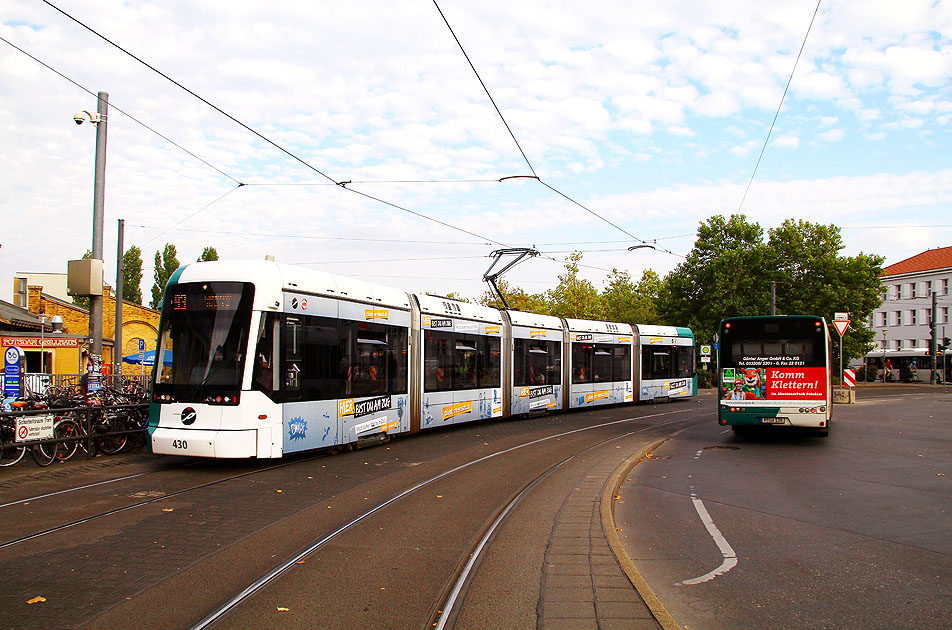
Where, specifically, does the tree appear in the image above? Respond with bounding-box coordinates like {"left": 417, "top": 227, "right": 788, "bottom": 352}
{"left": 478, "top": 279, "right": 551, "bottom": 313}
{"left": 122, "top": 245, "right": 144, "bottom": 305}
{"left": 198, "top": 246, "right": 219, "bottom": 262}
{"left": 545, "top": 252, "right": 601, "bottom": 319}
{"left": 150, "top": 244, "right": 180, "bottom": 309}
{"left": 658, "top": 215, "right": 773, "bottom": 344}
{"left": 658, "top": 214, "right": 885, "bottom": 360}
{"left": 600, "top": 268, "right": 662, "bottom": 324}
{"left": 766, "top": 219, "right": 884, "bottom": 360}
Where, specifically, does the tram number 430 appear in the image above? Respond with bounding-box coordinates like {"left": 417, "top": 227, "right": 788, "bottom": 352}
{"left": 171, "top": 439, "right": 188, "bottom": 449}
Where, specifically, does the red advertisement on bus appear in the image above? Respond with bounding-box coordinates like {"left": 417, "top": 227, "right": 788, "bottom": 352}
{"left": 765, "top": 367, "right": 828, "bottom": 400}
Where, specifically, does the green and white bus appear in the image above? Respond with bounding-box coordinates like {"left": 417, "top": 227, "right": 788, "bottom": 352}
{"left": 717, "top": 315, "right": 833, "bottom": 436}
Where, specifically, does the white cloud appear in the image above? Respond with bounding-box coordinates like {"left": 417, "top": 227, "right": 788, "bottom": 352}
{"left": 3, "top": 0, "right": 952, "bottom": 297}
{"left": 819, "top": 128, "right": 845, "bottom": 142}
{"left": 773, "top": 135, "right": 800, "bottom": 149}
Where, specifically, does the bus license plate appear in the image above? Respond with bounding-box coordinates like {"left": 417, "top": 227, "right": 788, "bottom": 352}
{"left": 761, "top": 417, "right": 787, "bottom": 424}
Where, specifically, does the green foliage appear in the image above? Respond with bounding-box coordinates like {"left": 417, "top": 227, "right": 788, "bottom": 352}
{"left": 600, "top": 269, "right": 662, "bottom": 324}
{"left": 478, "top": 279, "right": 551, "bottom": 313}
{"left": 122, "top": 245, "right": 143, "bottom": 305}
{"left": 657, "top": 215, "right": 772, "bottom": 344}
{"left": 150, "top": 244, "right": 180, "bottom": 309}
{"left": 658, "top": 215, "right": 885, "bottom": 361}
{"left": 545, "top": 252, "right": 601, "bottom": 319}
{"left": 697, "top": 368, "right": 714, "bottom": 389}
{"left": 198, "top": 246, "right": 219, "bottom": 262}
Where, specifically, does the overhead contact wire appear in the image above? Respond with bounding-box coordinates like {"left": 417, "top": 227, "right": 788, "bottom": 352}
{"left": 0, "top": 34, "right": 242, "bottom": 186}
{"left": 737, "top": 0, "right": 823, "bottom": 213}
{"left": 431, "top": 0, "right": 536, "bottom": 179}
{"left": 431, "top": 1, "right": 679, "bottom": 258}
{"left": 40, "top": 0, "right": 509, "bottom": 248}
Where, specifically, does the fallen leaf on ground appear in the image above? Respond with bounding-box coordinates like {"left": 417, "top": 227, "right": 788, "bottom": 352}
{"left": 26, "top": 597, "right": 46, "bottom": 605}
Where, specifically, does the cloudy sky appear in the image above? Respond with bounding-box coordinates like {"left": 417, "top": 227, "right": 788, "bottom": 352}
{"left": 2, "top": 0, "right": 952, "bottom": 304}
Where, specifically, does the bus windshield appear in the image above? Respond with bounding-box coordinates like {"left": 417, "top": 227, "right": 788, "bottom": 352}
{"left": 153, "top": 281, "right": 255, "bottom": 403}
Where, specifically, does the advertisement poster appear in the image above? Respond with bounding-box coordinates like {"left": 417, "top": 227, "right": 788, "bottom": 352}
{"left": 722, "top": 365, "right": 827, "bottom": 403}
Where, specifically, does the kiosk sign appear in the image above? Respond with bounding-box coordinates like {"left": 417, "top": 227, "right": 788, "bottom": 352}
{"left": 4, "top": 347, "right": 24, "bottom": 397}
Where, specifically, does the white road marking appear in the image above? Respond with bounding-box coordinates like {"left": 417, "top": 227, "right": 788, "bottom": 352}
{"left": 681, "top": 493, "right": 738, "bottom": 585}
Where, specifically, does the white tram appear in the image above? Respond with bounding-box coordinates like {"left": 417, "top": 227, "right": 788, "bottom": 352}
{"left": 150, "top": 261, "right": 697, "bottom": 459}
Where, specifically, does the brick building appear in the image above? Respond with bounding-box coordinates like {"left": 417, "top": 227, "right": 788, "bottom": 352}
{"left": 2, "top": 277, "right": 161, "bottom": 377}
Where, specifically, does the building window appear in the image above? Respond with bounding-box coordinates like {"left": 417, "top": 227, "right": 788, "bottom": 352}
{"left": 943, "top": 307, "right": 949, "bottom": 324}
{"left": 944, "top": 279, "right": 949, "bottom": 295}
{"left": 910, "top": 310, "right": 918, "bottom": 325}
{"left": 927, "top": 280, "right": 933, "bottom": 294}
{"left": 895, "top": 311, "right": 902, "bottom": 326}
{"left": 880, "top": 312, "right": 887, "bottom": 327}
{"left": 895, "top": 284, "right": 902, "bottom": 299}
{"left": 910, "top": 339, "right": 917, "bottom": 348}
{"left": 895, "top": 340, "right": 902, "bottom": 351}
{"left": 910, "top": 282, "right": 917, "bottom": 299}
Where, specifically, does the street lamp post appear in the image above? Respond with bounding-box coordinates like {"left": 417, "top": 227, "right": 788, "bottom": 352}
{"left": 882, "top": 329, "right": 888, "bottom": 382}
{"left": 39, "top": 314, "right": 46, "bottom": 375}
{"left": 75, "top": 91, "right": 109, "bottom": 364}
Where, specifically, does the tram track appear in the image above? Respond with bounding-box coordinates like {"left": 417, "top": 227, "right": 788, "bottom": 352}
{"left": 0, "top": 452, "right": 332, "bottom": 550}
{"left": 186, "top": 409, "right": 700, "bottom": 630}
{"left": 0, "top": 401, "right": 708, "bottom": 630}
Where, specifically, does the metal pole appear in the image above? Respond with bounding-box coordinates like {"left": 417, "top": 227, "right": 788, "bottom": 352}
{"left": 89, "top": 91, "right": 109, "bottom": 360}
{"left": 114, "top": 218, "right": 124, "bottom": 379}
{"left": 930, "top": 291, "right": 938, "bottom": 384}
{"left": 40, "top": 314, "right": 45, "bottom": 374}
{"left": 770, "top": 281, "right": 776, "bottom": 316}
{"left": 883, "top": 329, "right": 888, "bottom": 382}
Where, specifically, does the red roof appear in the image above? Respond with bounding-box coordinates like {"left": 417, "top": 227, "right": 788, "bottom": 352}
{"left": 883, "top": 246, "right": 952, "bottom": 276}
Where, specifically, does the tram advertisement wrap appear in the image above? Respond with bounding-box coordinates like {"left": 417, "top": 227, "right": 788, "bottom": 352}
{"left": 722, "top": 367, "right": 827, "bottom": 402}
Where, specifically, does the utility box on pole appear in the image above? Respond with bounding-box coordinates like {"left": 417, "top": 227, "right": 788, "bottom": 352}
{"left": 67, "top": 258, "right": 104, "bottom": 296}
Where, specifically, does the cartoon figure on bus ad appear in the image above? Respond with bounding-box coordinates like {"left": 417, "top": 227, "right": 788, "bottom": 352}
{"left": 741, "top": 367, "right": 766, "bottom": 399}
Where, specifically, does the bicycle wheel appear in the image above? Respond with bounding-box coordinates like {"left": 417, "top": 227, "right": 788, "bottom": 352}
{"left": 53, "top": 418, "right": 81, "bottom": 461}
{"left": 0, "top": 442, "right": 27, "bottom": 466}
{"left": 94, "top": 417, "right": 128, "bottom": 456}
{"left": 32, "top": 443, "right": 56, "bottom": 467}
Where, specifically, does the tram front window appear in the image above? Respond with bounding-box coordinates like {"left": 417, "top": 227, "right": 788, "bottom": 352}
{"left": 153, "top": 281, "right": 255, "bottom": 404}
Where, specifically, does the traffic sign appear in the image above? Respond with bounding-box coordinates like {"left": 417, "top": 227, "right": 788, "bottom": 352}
{"left": 843, "top": 368, "right": 856, "bottom": 388}
{"left": 833, "top": 320, "right": 850, "bottom": 336}
{"left": 700, "top": 345, "right": 711, "bottom": 356}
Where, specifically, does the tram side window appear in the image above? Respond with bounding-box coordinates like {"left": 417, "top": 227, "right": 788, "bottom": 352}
{"left": 338, "top": 321, "right": 408, "bottom": 398}
{"left": 281, "top": 314, "right": 342, "bottom": 402}
{"left": 478, "top": 335, "right": 501, "bottom": 387}
{"left": 455, "top": 336, "right": 478, "bottom": 390}
{"left": 514, "top": 338, "right": 560, "bottom": 386}
{"left": 572, "top": 343, "right": 593, "bottom": 384}
{"left": 593, "top": 344, "right": 614, "bottom": 383}
{"left": 252, "top": 312, "right": 280, "bottom": 397}
{"left": 425, "top": 330, "right": 453, "bottom": 392}
{"left": 425, "top": 329, "right": 500, "bottom": 392}
{"left": 613, "top": 345, "right": 631, "bottom": 382}
{"left": 642, "top": 347, "right": 673, "bottom": 380}
{"left": 675, "top": 346, "right": 695, "bottom": 378}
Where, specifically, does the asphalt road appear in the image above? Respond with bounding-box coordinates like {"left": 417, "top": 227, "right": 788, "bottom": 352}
{"left": 0, "top": 399, "right": 707, "bottom": 629}
{"left": 616, "top": 385, "right": 952, "bottom": 630}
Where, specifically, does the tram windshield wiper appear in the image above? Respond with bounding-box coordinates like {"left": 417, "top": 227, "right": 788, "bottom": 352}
{"left": 188, "top": 353, "right": 241, "bottom": 400}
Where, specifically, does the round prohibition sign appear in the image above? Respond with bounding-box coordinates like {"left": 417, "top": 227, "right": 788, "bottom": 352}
{"left": 17, "top": 425, "right": 29, "bottom": 441}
